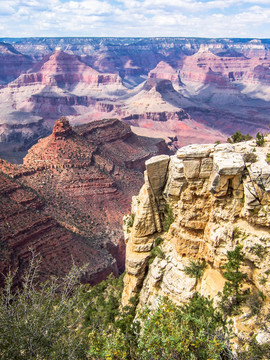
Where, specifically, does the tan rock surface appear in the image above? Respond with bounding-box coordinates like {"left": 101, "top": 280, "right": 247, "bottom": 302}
{"left": 122, "top": 135, "right": 270, "bottom": 346}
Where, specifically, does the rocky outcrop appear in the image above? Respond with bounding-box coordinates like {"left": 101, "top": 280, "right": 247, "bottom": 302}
{"left": 148, "top": 61, "right": 180, "bottom": 84}
{"left": 122, "top": 136, "right": 270, "bottom": 345}
{"left": 52, "top": 116, "right": 73, "bottom": 139}
{"left": 181, "top": 46, "right": 270, "bottom": 86}
{"left": 0, "top": 169, "right": 118, "bottom": 287}
{"left": 14, "top": 50, "right": 122, "bottom": 89}
{"left": 0, "top": 117, "right": 169, "bottom": 284}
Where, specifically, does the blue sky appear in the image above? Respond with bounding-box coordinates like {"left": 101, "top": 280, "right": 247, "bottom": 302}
{"left": 0, "top": 0, "right": 269, "bottom": 38}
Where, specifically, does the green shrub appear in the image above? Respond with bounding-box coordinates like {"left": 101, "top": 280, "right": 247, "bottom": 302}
{"left": 220, "top": 245, "right": 248, "bottom": 315}
{"left": 87, "top": 293, "right": 140, "bottom": 360}
{"left": 127, "top": 213, "right": 135, "bottom": 228}
{"left": 256, "top": 132, "right": 265, "bottom": 146}
{"left": 154, "top": 236, "right": 163, "bottom": 247}
{"left": 138, "top": 294, "right": 230, "bottom": 360}
{"left": 162, "top": 204, "right": 174, "bottom": 232}
{"left": 232, "top": 226, "right": 241, "bottom": 239}
{"left": 0, "top": 255, "right": 88, "bottom": 360}
{"left": 148, "top": 246, "right": 166, "bottom": 264}
{"left": 227, "top": 131, "right": 253, "bottom": 144}
{"left": 250, "top": 243, "right": 265, "bottom": 258}
{"left": 237, "top": 339, "right": 270, "bottom": 360}
{"left": 245, "top": 292, "right": 263, "bottom": 316}
{"left": 183, "top": 259, "right": 207, "bottom": 279}
{"left": 82, "top": 272, "right": 124, "bottom": 330}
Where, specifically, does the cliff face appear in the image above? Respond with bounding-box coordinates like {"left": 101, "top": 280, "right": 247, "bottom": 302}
{"left": 122, "top": 136, "right": 270, "bottom": 344}
{"left": 14, "top": 50, "right": 122, "bottom": 89}
{"left": 0, "top": 42, "right": 33, "bottom": 85}
{"left": 181, "top": 47, "right": 270, "bottom": 86}
{"left": 0, "top": 117, "right": 168, "bottom": 283}
{"left": 0, "top": 168, "right": 118, "bottom": 287}
{"left": 0, "top": 50, "right": 124, "bottom": 157}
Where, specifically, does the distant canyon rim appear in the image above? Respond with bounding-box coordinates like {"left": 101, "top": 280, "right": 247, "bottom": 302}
{"left": 0, "top": 37, "right": 270, "bottom": 163}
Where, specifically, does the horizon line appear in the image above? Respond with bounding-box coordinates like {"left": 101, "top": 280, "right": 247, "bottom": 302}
{"left": 1, "top": 36, "right": 270, "bottom": 40}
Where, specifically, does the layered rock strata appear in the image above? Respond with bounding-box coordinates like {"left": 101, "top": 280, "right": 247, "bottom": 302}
{"left": 0, "top": 39, "right": 270, "bottom": 160}
{"left": 0, "top": 170, "right": 118, "bottom": 287}
{"left": 0, "top": 117, "right": 168, "bottom": 284}
{"left": 0, "top": 42, "right": 33, "bottom": 84}
{"left": 122, "top": 136, "right": 270, "bottom": 345}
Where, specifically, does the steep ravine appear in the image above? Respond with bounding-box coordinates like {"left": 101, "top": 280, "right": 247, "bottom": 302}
{"left": 122, "top": 136, "right": 270, "bottom": 347}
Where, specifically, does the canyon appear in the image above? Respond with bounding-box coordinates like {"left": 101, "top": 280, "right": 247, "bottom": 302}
{"left": 0, "top": 117, "right": 168, "bottom": 284}
{"left": 0, "top": 37, "right": 269, "bottom": 162}
{"left": 0, "top": 38, "right": 270, "bottom": 350}
{"left": 0, "top": 36, "right": 270, "bottom": 292}
{"left": 122, "top": 135, "right": 270, "bottom": 348}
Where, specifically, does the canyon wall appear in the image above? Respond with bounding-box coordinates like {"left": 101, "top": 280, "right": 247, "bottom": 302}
{"left": 0, "top": 117, "right": 169, "bottom": 284}
{"left": 122, "top": 136, "right": 270, "bottom": 345}
{"left": 0, "top": 168, "right": 119, "bottom": 287}
{"left": 0, "top": 38, "right": 270, "bottom": 160}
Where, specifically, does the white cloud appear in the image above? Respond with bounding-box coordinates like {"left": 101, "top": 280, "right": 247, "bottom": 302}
{"left": 0, "top": 0, "right": 269, "bottom": 37}
{"left": 243, "top": 0, "right": 270, "bottom": 4}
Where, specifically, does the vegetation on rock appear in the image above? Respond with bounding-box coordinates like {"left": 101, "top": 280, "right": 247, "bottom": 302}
{"left": 183, "top": 259, "right": 207, "bottom": 279}
{"left": 256, "top": 132, "right": 265, "bottom": 146}
{"left": 219, "top": 245, "right": 248, "bottom": 315}
{"left": 227, "top": 131, "right": 253, "bottom": 143}
{"left": 1, "top": 252, "right": 270, "bottom": 360}
{"left": 138, "top": 294, "right": 230, "bottom": 360}
{"left": 162, "top": 203, "right": 174, "bottom": 232}
{"left": 126, "top": 214, "right": 135, "bottom": 229}
{"left": 148, "top": 245, "right": 166, "bottom": 264}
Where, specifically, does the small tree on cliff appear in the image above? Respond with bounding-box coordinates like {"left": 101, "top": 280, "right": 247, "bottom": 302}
{"left": 256, "top": 132, "right": 265, "bottom": 146}
{"left": 220, "top": 245, "right": 248, "bottom": 315}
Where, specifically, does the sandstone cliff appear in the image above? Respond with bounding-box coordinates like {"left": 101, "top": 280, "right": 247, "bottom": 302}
{"left": 122, "top": 136, "right": 270, "bottom": 346}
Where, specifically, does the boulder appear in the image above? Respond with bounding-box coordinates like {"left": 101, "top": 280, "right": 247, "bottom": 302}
{"left": 177, "top": 144, "right": 213, "bottom": 159}
{"left": 213, "top": 152, "right": 245, "bottom": 176}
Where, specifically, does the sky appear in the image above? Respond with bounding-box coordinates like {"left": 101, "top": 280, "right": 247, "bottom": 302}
{"left": 0, "top": 0, "right": 269, "bottom": 38}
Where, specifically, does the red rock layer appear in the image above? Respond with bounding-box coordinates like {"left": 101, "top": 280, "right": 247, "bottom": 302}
{"left": 181, "top": 48, "right": 270, "bottom": 86}
{"left": 13, "top": 50, "right": 122, "bottom": 88}
{"left": 149, "top": 61, "right": 180, "bottom": 84}
{"left": 0, "top": 170, "right": 118, "bottom": 287}
{"left": 0, "top": 118, "right": 168, "bottom": 284}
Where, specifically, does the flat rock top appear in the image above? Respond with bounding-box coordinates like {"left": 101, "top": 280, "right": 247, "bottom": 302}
{"left": 145, "top": 154, "right": 170, "bottom": 166}
{"left": 213, "top": 151, "right": 245, "bottom": 175}
{"left": 177, "top": 144, "right": 213, "bottom": 159}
